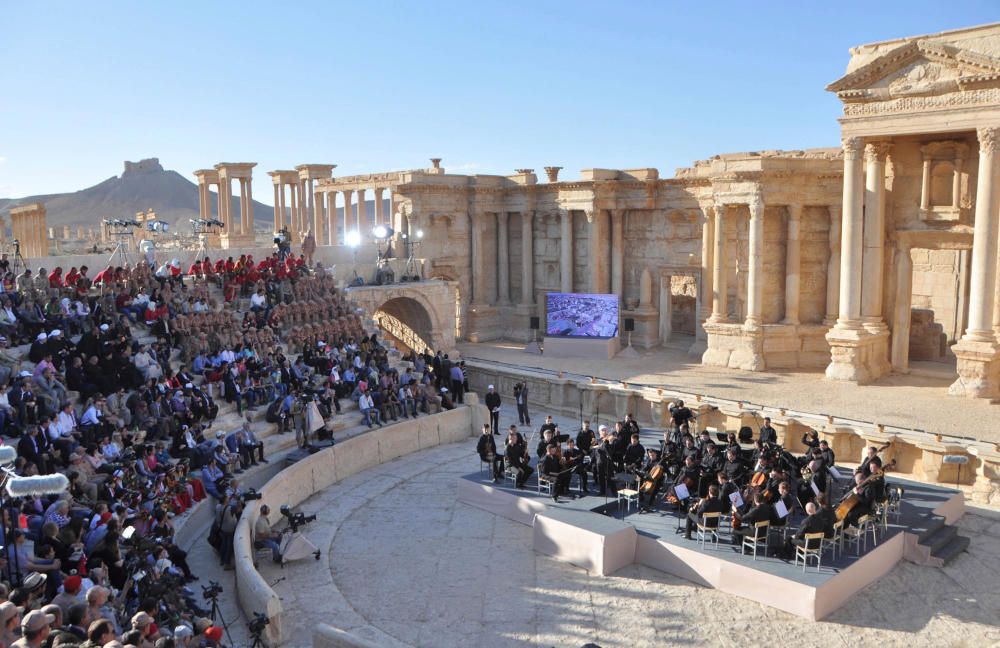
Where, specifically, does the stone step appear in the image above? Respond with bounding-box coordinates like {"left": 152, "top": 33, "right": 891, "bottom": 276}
{"left": 931, "top": 535, "right": 970, "bottom": 566}
{"left": 920, "top": 524, "right": 958, "bottom": 555}
{"left": 917, "top": 515, "right": 947, "bottom": 544}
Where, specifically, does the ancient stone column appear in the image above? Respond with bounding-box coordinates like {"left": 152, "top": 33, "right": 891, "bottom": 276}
{"left": 837, "top": 137, "right": 865, "bottom": 328}
{"left": 745, "top": 196, "right": 764, "bottom": 329}
{"left": 374, "top": 188, "right": 384, "bottom": 225}
{"left": 560, "top": 209, "right": 573, "bottom": 293}
{"left": 277, "top": 184, "right": 287, "bottom": 231}
{"left": 611, "top": 210, "right": 624, "bottom": 298}
{"left": 698, "top": 205, "right": 714, "bottom": 336}
{"left": 588, "top": 210, "right": 610, "bottom": 293}
{"left": 520, "top": 210, "right": 534, "bottom": 306}
{"left": 708, "top": 204, "right": 728, "bottom": 322}
{"left": 218, "top": 180, "right": 230, "bottom": 231}
{"left": 783, "top": 203, "right": 802, "bottom": 325}
{"left": 891, "top": 244, "right": 913, "bottom": 372}
{"left": 960, "top": 126, "right": 1000, "bottom": 342}
{"left": 246, "top": 177, "right": 254, "bottom": 237}
{"left": 953, "top": 153, "right": 965, "bottom": 210}
{"left": 920, "top": 155, "right": 932, "bottom": 211}
{"left": 289, "top": 183, "right": 299, "bottom": 237}
{"left": 199, "top": 182, "right": 209, "bottom": 219}
{"left": 357, "top": 189, "right": 367, "bottom": 230}
{"left": 314, "top": 189, "right": 324, "bottom": 242}
{"left": 239, "top": 179, "right": 249, "bottom": 235}
{"left": 327, "top": 193, "right": 337, "bottom": 245}
{"left": 272, "top": 183, "right": 281, "bottom": 232}
{"left": 471, "top": 213, "right": 489, "bottom": 305}
{"left": 824, "top": 205, "right": 842, "bottom": 325}
{"left": 862, "top": 141, "right": 890, "bottom": 330}
{"left": 342, "top": 190, "right": 354, "bottom": 235}
{"left": 497, "top": 211, "right": 510, "bottom": 305}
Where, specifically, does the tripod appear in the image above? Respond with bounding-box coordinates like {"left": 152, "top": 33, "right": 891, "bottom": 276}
{"left": 107, "top": 232, "right": 135, "bottom": 268}
{"left": 204, "top": 592, "right": 235, "bottom": 647}
{"left": 7, "top": 240, "right": 28, "bottom": 277}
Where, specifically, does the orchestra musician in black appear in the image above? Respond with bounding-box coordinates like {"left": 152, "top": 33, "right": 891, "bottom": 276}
{"left": 818, "top": 439, "right": 836, "bottom": 468}
{"left": 536, "top": 429, "right": 555, "bottom": 459}
{"left": 759, "top": 417, "right": 778, "bottom": 445}
{"left": 563, "top": 438, "right": 589, "bottom": 493}
{"left": 722, "top": 448, "right": 746, "bottom": 485}
{"left": 590, "top": 436, "right": 615, "bottom": 497}
{"left": 476, "top": 424, "right": 504, "bottom": 482}
{"left": 541, "top": 443, "right": 571, "bottom": 502}
{"left": 844, "top": 470, "right": 877, "bottom": 528}
{"left": 731, "top": 491, "right": 773, "bottom": 547}
{"left": 576, "top": 420, "right": 595, "bottom": 455}
{"left": 858, "top": 446, "right": 883, "bottom": 478}
{"left": 622, "top": 413, "right": 640, "bottom": 439}
{"left": 780, "top": 500, "right": 828, "bottom": 558}
{"left": 623, "top": 433, "right": 646, "bottom": 472}
{"left": 698, "top": 443, "right": 724, "bottom": 496}
{"left": 685, "top": 484, "right": 725, "bottom": 540}
{"left": 637, "top": 448, "right": 665, "bottom": 512}
{"left": 504, "top": 426, "right": 533, "bottom": 489}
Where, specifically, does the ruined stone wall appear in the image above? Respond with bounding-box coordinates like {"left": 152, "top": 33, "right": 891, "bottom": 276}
{"left": 508, "top": 212, "right": 523, "bottom": 304}
{"left": 911, "top": 248, "right": 965, "bottom": 342}
{"left": 621, "top": 209, "right": 701, "bottom": 305}
{"left": 572, "top": 210, "right": 589, "bottom": 293}
{"left": 801, "top": 206, "right": 832, "bottom": 324}
{"left": 533, "top": 210, "right": 562, "bottom": 301}
{"left": 762, "top": 205, "right": 788, "bottom": 324}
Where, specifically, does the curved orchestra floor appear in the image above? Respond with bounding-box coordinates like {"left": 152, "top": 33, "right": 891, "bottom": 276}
{"left": 263, "top": 408, "right": 1000, "bottom": 648}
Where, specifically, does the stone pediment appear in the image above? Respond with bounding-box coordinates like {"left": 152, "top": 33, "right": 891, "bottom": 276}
{"left": 827, "top": 40, "right": 1000, "bottom": 101}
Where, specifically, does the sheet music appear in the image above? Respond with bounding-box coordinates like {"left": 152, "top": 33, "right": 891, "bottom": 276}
{"left": 828, "top": 467, "right": 843, "bottom": 481}
{"left": 810, "top": 479, "right": 821, "bottom": 496}
{"left": 729, "top": 491, "right": 744, "bottom": 508}
{"left": 775, "top": 500, "right": 789, "bottom": 519}
{"left": 674, "top": 483, "right": 690, "bottom": 500}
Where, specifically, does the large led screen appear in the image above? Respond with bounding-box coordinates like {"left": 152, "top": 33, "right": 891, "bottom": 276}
{"left": 545, "top": 292, "right": 620, "bottom": 338}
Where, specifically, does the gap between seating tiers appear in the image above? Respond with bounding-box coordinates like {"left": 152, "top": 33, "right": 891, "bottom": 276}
{"left": 457, "top": 473, "right": 964, "bottom": 621}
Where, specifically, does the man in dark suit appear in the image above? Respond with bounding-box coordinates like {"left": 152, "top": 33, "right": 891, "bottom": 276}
{"left": 513, "top": 382, "right": 530, "bottom": 426}
{"left": 540, "top": 444, "right": 570, "bottom": 502}
{"left": 759, "top": 417, "right": 778, "bottom": 445}
{"left": 780, "top": 501, "right": 828, "bottom": 558}
{"left": 484, "top": 385, "right": 501, "bottom": 435}
{"left": 17, "top": 425, "right": 51, "bottom": 473}
{"left": 731, "top": 492, "right": 773, "bottom": 546}
{"left": 685, "top": 484, "right": 726, "bottom": 539}
{"left": 476, "top": 424, "right": 503, "bottom": 482}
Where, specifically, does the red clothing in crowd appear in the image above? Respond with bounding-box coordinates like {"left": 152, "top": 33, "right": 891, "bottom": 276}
{"left": 93, "top": 267, "right": 113, "bottom": 285}
{"left": 48, "top": 268, "right": 63, "bottom": 288}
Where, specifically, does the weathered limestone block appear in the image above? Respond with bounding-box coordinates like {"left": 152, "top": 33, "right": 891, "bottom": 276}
{"left": 909, "top": 308, "right": 947, "bottom": 361}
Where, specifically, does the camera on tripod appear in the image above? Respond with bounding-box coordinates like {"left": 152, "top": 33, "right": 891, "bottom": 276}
{"left": 280, "top": 505, "right": 316, "bottom": 532}
{"left": 202, "top": 581, "right": 224, "bottom": 600}
{"left": 248, "top": 612, "right": 269, "bottom": 635}
{"left": 241, "top": 488, "right": 263, "bottom": 502}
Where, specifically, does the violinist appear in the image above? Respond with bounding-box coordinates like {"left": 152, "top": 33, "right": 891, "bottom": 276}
{"left": 668, "top": 455, "right": 699, "bottom": 509}
{"left": 476, "top": 424, "right": 504, "bottom": 482}
{"left": 769, "top": 481, "right": 796, "bottom": 534}
{"left": 539, "top": 415, "right": 557, "bottom": 438}
{"left": 731, "top": 491, "right": 772, "bottom": 547}
{"left": 576, "top": 420, "right": 596, "bottom": 455}
{"left": 818, "top": 439, "right": 836, "bottom": 468}
{"left": 680, "top": 436, "right": 699, "bottom": 464}
{"left": 504, "top": 426, "right": 533, "bottom": 489}
{"left": 716, "top": 471, "right": 739, "bottom": 507}
{"left": 695, "top": 430, "right": 714, "bottom": 456}
{"left": 623, "top": 433, "right": 646, "bottom": 472}
{"left": 858, "top": 446, "right": 883, "bottom": 478}
{"left": 536, "top": 429, "right": 555, "bottom": 459}
{"left": 685, "top": 484, "right": 725, "bottom": 540}
{"left": 563, "top": 438, "right": 589, "bottom": 493}
{"left": 541, "top": 443, "right": 571, "bottom": 502}
{"left": 638, "top": 448, "right": 665, "bottom": 512}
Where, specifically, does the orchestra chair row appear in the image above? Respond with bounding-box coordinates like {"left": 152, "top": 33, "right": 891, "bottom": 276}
{"left": 695, "top": 512, "right": 722, "bottom": 549}
{"left": 741, "top": 520, "right": 770, "bottom": 560}
{"left": 843, "top": 514, "right": 879, "bottom": 555}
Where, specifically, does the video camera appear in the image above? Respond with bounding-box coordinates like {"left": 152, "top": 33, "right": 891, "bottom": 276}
{"left": 248, "top": 612, "right": 270, "bottom": 635}
{"left": 103, "top": 218, "right": 142, "bottom": 228}
{"left": 241, "top": 488, "right": 263, "bottom": 502}
{"left": 202, "top": 580, "right": 224, "bottom": 600}
{"left": 280, "top": 504, "right": 316, "bottom": 533}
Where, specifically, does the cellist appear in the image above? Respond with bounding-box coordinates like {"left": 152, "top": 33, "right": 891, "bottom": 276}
{"left": 637, "top": 448, "right": 665, "bottom": 513}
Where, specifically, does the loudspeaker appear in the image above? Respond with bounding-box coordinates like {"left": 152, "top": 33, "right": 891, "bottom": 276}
{"left": 624, "top": 318, "right": 635, "bottom": 332}
{"left": 529, "top": 316, "right": 540, "bottom": 330}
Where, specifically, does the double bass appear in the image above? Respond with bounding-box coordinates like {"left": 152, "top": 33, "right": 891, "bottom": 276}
{"left": 836, "top": 459, "right": 896, "bottom": 521}
{"left": 639, "top": 463, "right": 664, "bottom": 494}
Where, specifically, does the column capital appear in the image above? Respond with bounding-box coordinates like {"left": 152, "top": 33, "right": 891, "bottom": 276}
{"left": 748, "top": 195, "right": 764, "bottom": 219}
{"left": 864, "top": 141, "right": 892, "bottom": 163}
{"left": 584, "top": 209, "right": 595, "bottom": 223}
{"left": 978, "top": 126, "right": 1000, "bottom": 153}
{"left": 842, "top": 136, "right": 865, "bottom": 160}
{"left": 786, "top": 203, "right": 803, "bottom": 221}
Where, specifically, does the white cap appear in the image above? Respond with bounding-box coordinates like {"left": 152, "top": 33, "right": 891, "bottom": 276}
{"left": 185, "top": 383, "right": 194, "bottom": 389}
{"left": 441, "top": 387, "right": 449, "bottom": 393}
{"left": 36, "top": 333, "right": 47, "bottom": 341}
{"left": 100, "top": 324, "right": 110, "bottom": 331}
{"left": 50, "top": 329, "right": 61, "bottom": 336}
{"left": 215, "top": 431, "right": 225, "bottom": 438}
{"left": 488, "top": 384, "right": 494, "bottom": 389}
{"left": 599, "top": 424, "right": 608, "bottom": 432}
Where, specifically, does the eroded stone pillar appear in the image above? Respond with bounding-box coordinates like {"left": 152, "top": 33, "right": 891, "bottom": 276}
{"left": 289, "top": 183, "right": 299, "bottom": 240}
{"left": 342, "top": 190, "right": 354, "bottom": 236}
{"left": 374, "top": 188, "right": 384, "bottom": 225}
{"left": 272, "top": 183, "right": 281, "bottom": 232}
{"left": 239, "top": 179, "right": 249, "bottom": 235}
{"left": 708, "top": 204, "right": 728, "bottom": 322}
{"left": 520, "top": 210, "right": 534, "bottom": 306}
{"left": 587, "top": 209, "right": 609, "bottom": 293}
{"left": 950, "top": 126, "right": 1000, "bottom": 398}
{"left": 497, "top": 211, "right": 510, "bottom": 305}
{"left": 891, "top": 244, "right": 913, "bottom": 372}
{"left": 698, "top": 205, "right": 714, "bottom": 334}
{"left": 357, "top": 189, "right": 367, "bottom": 230}
{"left": 611, "top": 210, "right": 624, "bottom": 297}
{"left": 314, "top": 189, "right": 324, "bottom": 242}
{"left": 560, "top": 209, "right": 573, "bottom": 293}
{"left": 745, "top": 196, "right": 764, "bottom": 329}
{"left": 825, "top": 205, "right": 842, "bottom": 325}
{"left": 862, "top": 141, "right": 890, "bottom": 331}
{"left": 838, "top": 137, "right": 865, "bottom": 328}
{"left": 471, "top": 212, "right": 489, "bottom": 305}
{"left": 783, "top": 203, "right": 802, "bottom": 325}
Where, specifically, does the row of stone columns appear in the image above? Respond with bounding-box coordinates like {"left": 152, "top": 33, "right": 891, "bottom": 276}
{"left": 10, "top": 203, "right": 47, "bottom": 258}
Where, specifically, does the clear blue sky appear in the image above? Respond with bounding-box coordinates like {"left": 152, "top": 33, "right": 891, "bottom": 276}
{"left": 1, "top": 1, "right": 997, "bottom": 202}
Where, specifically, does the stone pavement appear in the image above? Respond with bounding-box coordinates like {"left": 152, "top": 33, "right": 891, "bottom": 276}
{"left": 457, "top": 341, "right": 1000, "bottom": 445}
{"left": 256, "top": 407, "right": 1000, "bottom": 647}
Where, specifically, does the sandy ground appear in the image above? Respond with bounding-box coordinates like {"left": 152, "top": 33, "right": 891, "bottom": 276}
{"left": 268, "top": 408, "right": 1000, "bottom": 648}
{"left": 456, "top": 340, "right": 1000, "bottom": 445}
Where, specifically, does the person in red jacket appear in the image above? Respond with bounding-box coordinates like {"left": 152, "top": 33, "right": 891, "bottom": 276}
{"left": 64, "top": 267, "right": 80, "bottom": 287}
{"left": 48, "top": 267, "right": 64, "bottom": 288}
{"left": 93, "top": 265, "right": 113, "bottom": 285}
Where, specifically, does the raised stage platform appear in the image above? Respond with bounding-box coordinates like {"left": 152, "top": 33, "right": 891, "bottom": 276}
{"left": 457, "top": 453, "right": 964, "bottom": 620}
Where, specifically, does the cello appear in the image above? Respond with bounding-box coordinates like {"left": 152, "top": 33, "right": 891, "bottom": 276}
{"left": 639, "top": 464, "right": 665, "bottom": 494}
{"left": 836, "top": 459, "right": 895, "bottom": 521}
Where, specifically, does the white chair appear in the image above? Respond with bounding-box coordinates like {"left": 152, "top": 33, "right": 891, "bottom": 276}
{"left": 695, "top": 512, "right": 722, "bottom": 549}
{"left": 537, "top": 473, "right": 555, "bottom": 497}
{"left": 617, "top": 488, "right": 640, "bottom": 513}
{"left": 741, "top": 521, "right": 770, "bottom": 560}
{"left": 825, "top": 519, "right": 845, "bottom": 559}
{"left": 844, "top": 514, "right": 876, "bottom": 555}
{"left": 794, "top": 532, "right": 825, "bottom": 572}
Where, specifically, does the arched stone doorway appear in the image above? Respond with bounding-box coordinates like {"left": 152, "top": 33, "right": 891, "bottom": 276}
{"left": 374, "top": 297, "right": 435, "bottom": 354}
{"left": 344, "top": 280, "right": 459, "bottom": 353}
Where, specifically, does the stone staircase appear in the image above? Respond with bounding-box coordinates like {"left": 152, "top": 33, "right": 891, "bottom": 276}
{"left": 915, "top": 512, "right": 971, "bottom": 566}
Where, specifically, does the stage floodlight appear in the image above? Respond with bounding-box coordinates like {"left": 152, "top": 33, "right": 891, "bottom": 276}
{"left": 416, "top": 229, "right": 424, "bottom": 240}
{"left": 372, "top": 225, "right": 392, "bottom": 240}
{"left": 346, "top": 230, "right": 362, "bottom": 248}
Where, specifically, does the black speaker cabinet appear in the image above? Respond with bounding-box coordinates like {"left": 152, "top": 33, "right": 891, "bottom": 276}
{"left": 529, "top": 316, "right": 540, "bottom": 330}
{"left": 623, "top": 318, "right": 635, "bottom": 332}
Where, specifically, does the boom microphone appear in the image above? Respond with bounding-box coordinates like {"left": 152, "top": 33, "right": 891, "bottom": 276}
{"left": 5, "top": 473, "right": 70, "bottom": 498}
{"left": 0, "top": 446, "right": 16, "bottom": 466}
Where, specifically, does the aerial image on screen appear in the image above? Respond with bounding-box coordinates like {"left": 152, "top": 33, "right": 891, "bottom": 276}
{"left": 546, "top": 292, "right": 620, "bottom": 338}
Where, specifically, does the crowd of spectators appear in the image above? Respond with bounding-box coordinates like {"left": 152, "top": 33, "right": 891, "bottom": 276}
{"left": 0, "top": 246, "right": 417, "bottom": 648}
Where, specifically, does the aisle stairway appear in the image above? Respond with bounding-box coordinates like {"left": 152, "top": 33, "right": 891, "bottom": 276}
{"left": 915, "top": 512, "right": 971, "bottom": 566}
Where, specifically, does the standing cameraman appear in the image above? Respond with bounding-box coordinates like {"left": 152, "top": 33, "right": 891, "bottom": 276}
{"left": 218, "top": 496, "right": 242, "bottom": 570}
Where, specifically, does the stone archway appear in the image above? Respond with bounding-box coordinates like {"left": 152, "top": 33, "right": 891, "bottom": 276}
{"left": 344, "top": 280, "right": 459, "bottom": 353}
